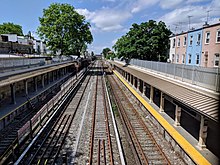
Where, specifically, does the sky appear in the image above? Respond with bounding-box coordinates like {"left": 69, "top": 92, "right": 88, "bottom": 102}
{"left": 0, "top": 0, "right": 220, "bottom": 54}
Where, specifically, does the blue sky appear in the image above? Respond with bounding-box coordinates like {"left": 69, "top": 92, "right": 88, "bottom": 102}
{"left": 0, "top": 0, "right": 219, "bottom": 54}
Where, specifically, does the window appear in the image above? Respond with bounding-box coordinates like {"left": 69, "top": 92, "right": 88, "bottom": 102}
{"left": 183, "top": 36, "right": 187, "bottom": 46}
{"left": 214, "top": 53, "right": 219, "bottom": 67}
{"left": 205, "top": 32, "right": 210, "bottom": 44}
{"left": 172, "top": 54, "right": 175, "bottom": 63}
{"left": 177, "top": 38, "right": 180, "bottom": 47}
{"left": 176, "top": 54, "right": 179, "bottom": 63}
{"left": 173, "top": 38, "right": 175, "bottom": 48}
{"left": 190, "top": 35, "right": 193, "bottom": 45}
{"left": 196, "top": 54, "right": 200, "bottom": 64}
{"left": 188, "top": 54, "right": 192, "bottom": 64}
{"left": 197, "top": 33, "right": 201, "bottom": 45}
{"left": 216, "top": 29, "right": 220, "bottom": 43}
{"left": 182, "top": 54, "right": 185, "bottom": 64}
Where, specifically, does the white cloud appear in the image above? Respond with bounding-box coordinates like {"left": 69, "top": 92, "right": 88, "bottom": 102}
{"left": 210, "top": 0, "right": 220, "bottom": 9}
{"left": 103, "top": 0, "right": 116, "bottom": 2}
{"left": 76, "top": 8, "right": 132, "bottom": 32}
{"left": 186, "top": 0, "right": 209, "bottom": 3}
{"left": 158, "top": 3, "right": 220, "bottom": 33}
{"left": 75, "top": 8, "right": 95, "bottom": 20}
{"left": 77, "top": 0, "right": 220, "bottom": 53}
{"left": 112, "top": 38, "right": 118, "bottom": 45}
{"left": 159, "top": 0, "right": 184, "bottom": 9}
{"left": 88, "top": 45, "right": 111, "bottom": 54}
{"left": 131, "top": 0, "right": 159, "bottom": 13}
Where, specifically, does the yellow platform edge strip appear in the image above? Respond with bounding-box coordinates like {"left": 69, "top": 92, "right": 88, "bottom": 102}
{"left": 113, "top": 70, "right": 211, "bottom": 165}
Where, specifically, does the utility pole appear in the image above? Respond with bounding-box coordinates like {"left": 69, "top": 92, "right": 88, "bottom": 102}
{"left": 173, "top": 24, "right": 178, "bottom": 34}
{"left": 188, "top": 15, "right": 193, "bottom": 30}
{"left": 206, "top": 10, "right": 211, "bottom": 24}
{"left": 178, "top": 22, "right": 183, "bottom": 32}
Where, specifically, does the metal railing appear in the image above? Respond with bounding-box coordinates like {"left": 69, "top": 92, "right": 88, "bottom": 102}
{"left": 114, "top": 58, "right": 220, "bottom": 92}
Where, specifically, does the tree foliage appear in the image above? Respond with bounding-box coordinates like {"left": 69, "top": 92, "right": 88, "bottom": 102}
{"left": 102, "top": 47, "right": 116, "bottom": 59}
{"left": 102, "top": 47, "right": 111, "bottom": 58}
{"left": 113, "top": 20, "right": 171, "bottom": 62}
{"left": 0, "top": 22, "right": 23, "bottom": 36}
{"left": 37, "top": 3, "right": 93, "bottom": 55}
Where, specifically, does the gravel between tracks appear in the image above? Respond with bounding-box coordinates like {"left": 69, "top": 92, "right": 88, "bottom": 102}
{"left": 59, "top": 62, "right": 122, "bottom": 164}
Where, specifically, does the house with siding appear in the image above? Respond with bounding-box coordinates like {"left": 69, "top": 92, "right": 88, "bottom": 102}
{"left": 175, "top": 32, "right": 187, "bottom": 64}
{"left": 169, "top": 22, "right": 220, "bottom": 68}
{"left": 186, "top": 28, "right": 203, "bottom": 66}
{"left": 169, "top": 35, "right": 176, "bottom": 63}
{"left": 201, "top": 23, "right": 220, "bottom": 67}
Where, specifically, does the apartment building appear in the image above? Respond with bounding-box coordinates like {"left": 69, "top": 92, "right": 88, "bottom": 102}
{"left": 175, "top": 32, "right": 187, "bottom": 64}
{"left": 169, "top": 35, "right": 176, "bottom": 63}
{"left": 0, "top": 34, "right": 47, "bottom": 55}
{"left": 186, "top": 28, "right": 203, "bottom": 66}
{"left": 169, "top": 22, "right": 220, "bottom": 67}
{"left": 201, "top": 23, "right": 220, "bottom": 67}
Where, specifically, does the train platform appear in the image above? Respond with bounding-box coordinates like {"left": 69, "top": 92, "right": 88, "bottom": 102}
{"left": 0, "top": 61, "right": 74, "bottom": 80}
{"left": 113, "top": 70, "right": 219, "bottom": 165}
{"left": 113, "top": 60, "right": 219, "bottom": 98}
{"left": 110, "top": 60, "right": 219, "bottom": 122}
{"left": 0, "top": 73, "right": 72, "bottom": 120}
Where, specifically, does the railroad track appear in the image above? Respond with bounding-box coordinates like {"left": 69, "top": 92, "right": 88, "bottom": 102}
{"left": 88, "top": 64, "right": 114, "bottom": 165}
{"left": 0, "top": 68, "right": 88, "bottom": 164}
{"left": 108, "top": 72, "right": 171, "bottom": 165}
{"left": 17, "top": 61, "right": 123, "bottom": 165}
{"left": 15, "top": 68, "right": 92, "bottom": 165}
{"left": 56, "top": 61, "right": 122, "bottom": 165}
{"left": 0, "top": 92, "right": 57, "bottom": 163}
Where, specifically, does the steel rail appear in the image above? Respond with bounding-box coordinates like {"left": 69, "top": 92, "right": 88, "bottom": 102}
{"left": 27, "top": 114, "right": 68, "bottom": 164}
{"left": 98, "top": 139, "right": 101, "bottom": 165}
{"left": 102, "top": 62, "right": 126, "bottom": 165}
{"left": 110, "top": 73, "right": 171, "bottom": 164}
{"left": 102, "top": 139, "right": 106, "bottom": 165}
{"left": 88, "top": 68, "right": 98, "bottom": 165}
{"left": 113, "top": 73, "right": 171, "bottom": 164}
{"left": 15, "top": 64, "right": 93, "bottom": 164}
{"left": 111, "top": 79, "right": 148, "bottom": 164}
{"left": 44, "top": 115, "right": 71, "bottom": 163}
{"left": 31, "top": 71, "right": 92, "bottom": 165}
{"left": 50, "top": 70, "right": 93, "bottom": 164}
{"left": 101, "top": 72, "right": 114, "bottom": 165}
{"left": 38, "top": 115, "right": 71, "bottom": 164}
{"left": 129, "top": 99, "right": 171, "bottom": 164}
{"left": 50, "top": 115, "right": 74, "bottom": 165}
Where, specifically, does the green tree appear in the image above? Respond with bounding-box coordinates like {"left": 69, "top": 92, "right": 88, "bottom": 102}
{"left": 37, "top": 3, "right": 93, "bottom": 56}
{"left": 113, "top": 20, "right": 171, "bottom": 62}
{"left": 102, "top": 47, "right": 116, "bottom": 59}
{"left": 106, "top": 51, "right": 116, "bottom": 60}
{"left": 102, "top": 47, "right": 111, "bottom": 58}
{"left": 0, "top": 22, "right": 23, "bottom": 36}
